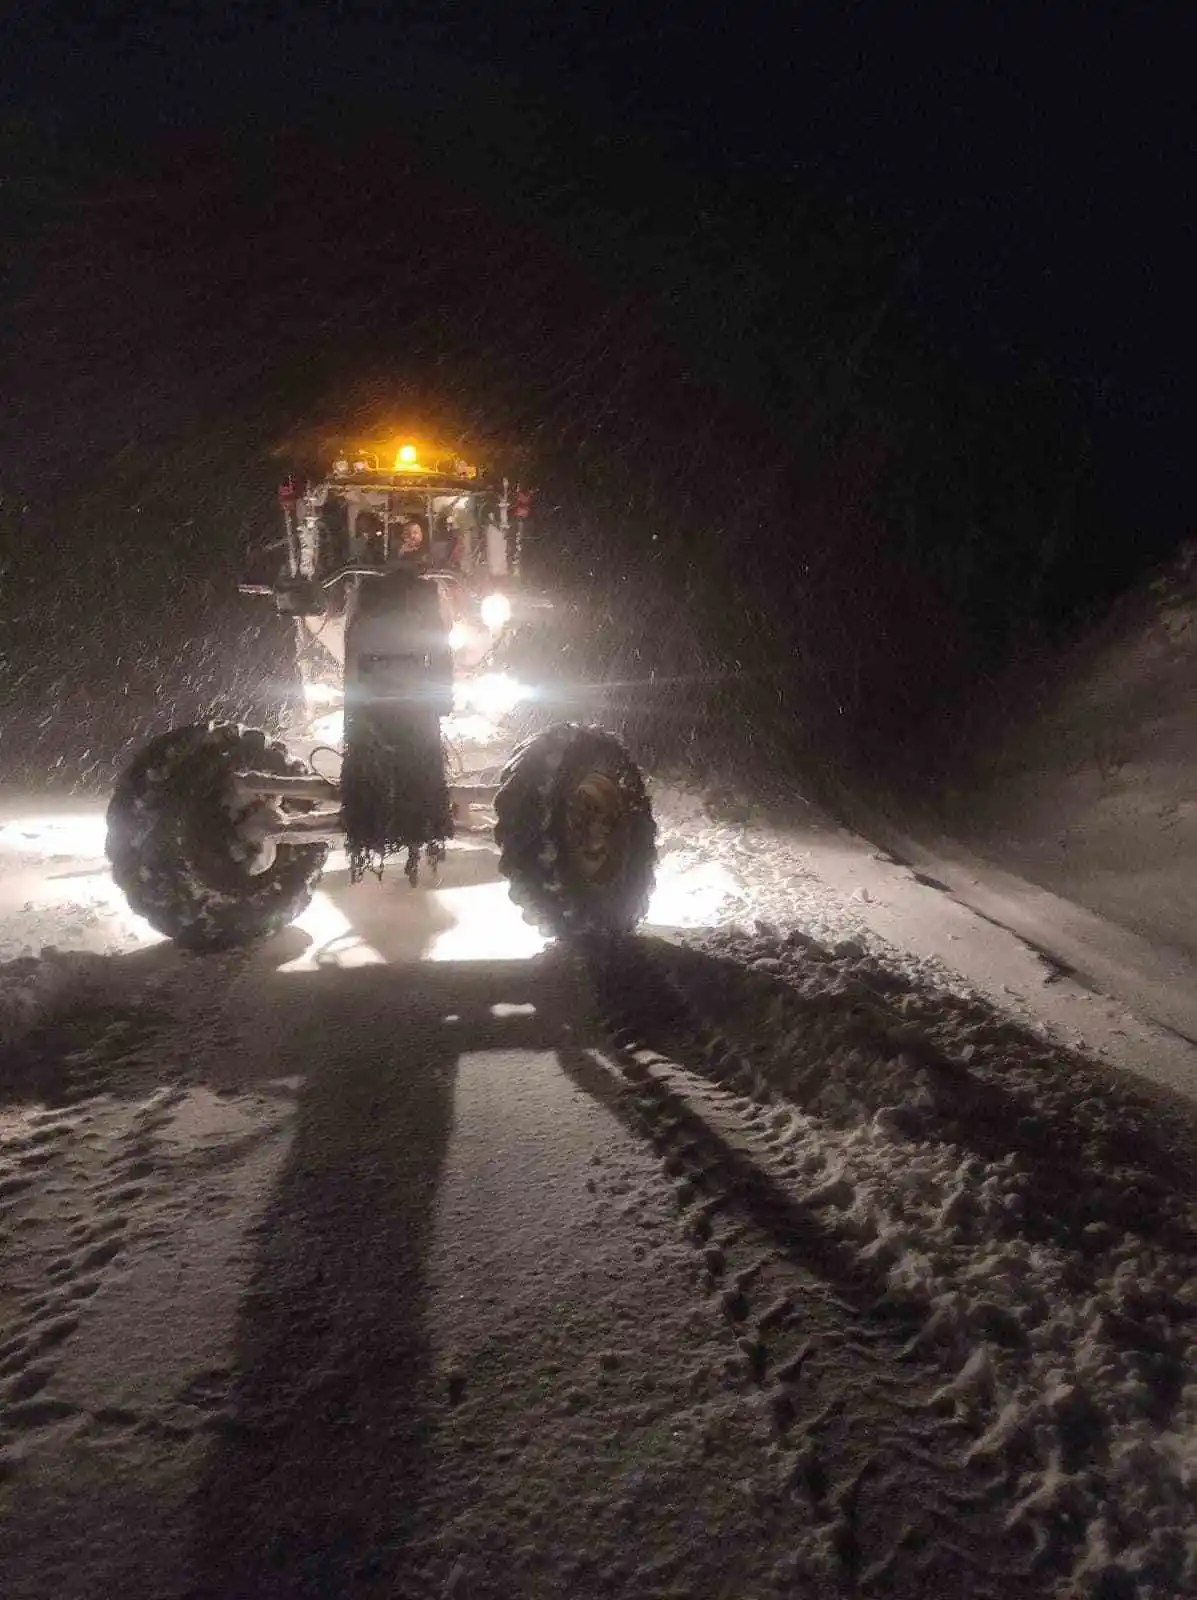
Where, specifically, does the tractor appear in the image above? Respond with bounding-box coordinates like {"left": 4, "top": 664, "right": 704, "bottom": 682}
{"left": 104, "top": 443, "right": 656, "bottom": 948}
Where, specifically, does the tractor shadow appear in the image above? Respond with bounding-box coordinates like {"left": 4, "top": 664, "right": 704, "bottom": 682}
{"left": 187, "top": 941, "right": 599, "bottom": 1599}
{"left": 1, "top": 845, "right": 605, "bottom": 1596}
{"left": 0, "top": 838, "right": 520, "bottom": 1110}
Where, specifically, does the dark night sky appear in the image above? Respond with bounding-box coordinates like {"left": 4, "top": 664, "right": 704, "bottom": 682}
{"left": 1, "top": 2, "right": 1194, "bottom": 796}
{"left": 5, "top": 2, "right": 1193, "bottom": 538}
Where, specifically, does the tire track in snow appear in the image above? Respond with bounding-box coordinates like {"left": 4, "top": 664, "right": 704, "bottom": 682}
{"left": 576, "top": 939, "right": 1045, "bottom": 1596}
{"left": 585, "top": 929, "right": 1197, "bottom": 1598}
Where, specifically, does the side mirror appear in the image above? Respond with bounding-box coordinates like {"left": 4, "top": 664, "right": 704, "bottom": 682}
{"left": 272, "top": 576, "right": 327, "bottom": 617}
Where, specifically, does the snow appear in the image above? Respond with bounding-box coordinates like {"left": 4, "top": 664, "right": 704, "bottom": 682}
{"left": 649, "top": 919, "right": 1197, "bottom": 1595}
{"left": 0, "top": 803, "right": 166, "bottom": 1048}
{"left": 652, "top": 783, "right": 1197, "bottom": 1103}
{"left": 950, "top": 542, "right": 1197, "bottom": 969}
{"left": 4, "top": 775, "right": 1197, "bottom": 1595}
{"left": 0, "top": 806, "right": 163, "bottom": 961}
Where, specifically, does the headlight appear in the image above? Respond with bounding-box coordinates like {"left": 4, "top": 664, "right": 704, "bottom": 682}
{"left": 480, "top": 591, "right": 512, "bottom": 632}
{"left": 453, "top": 672, "right": 527, "bottom": 720}
{"left": 310, "top": 710, "right": 345, "bottom": 747}
{"left": 448, "top": 622, "right": 469, "bottom": 651}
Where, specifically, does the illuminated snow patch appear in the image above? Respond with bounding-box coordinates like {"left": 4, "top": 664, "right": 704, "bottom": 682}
{"left": 280, "top": 891, "right": 387, "bottom": 970}
{"left": 646, "top": 856, "right": 744, "bottom": 928}
{"left": 427, "top": 881, "right": 548, "bottom": 962}
{"left": 0, "top": 806, "right": 166, "bottom": 958}
{"left": 0, "top": 811, "right": 110, "bottom": 860}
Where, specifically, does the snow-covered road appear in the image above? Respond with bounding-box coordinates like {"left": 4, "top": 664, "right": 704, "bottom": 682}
{"left": 2, "top": 788, "right": 1197, "bottom": 1596}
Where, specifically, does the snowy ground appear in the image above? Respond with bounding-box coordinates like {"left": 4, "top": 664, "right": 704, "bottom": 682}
{"left": 2, "top": 781, "right": 1197, "bottom": 1596}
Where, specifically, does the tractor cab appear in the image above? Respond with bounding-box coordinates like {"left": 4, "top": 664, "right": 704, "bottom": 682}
{"left": 301, "top": 445, "right": 513, "bottom": 583}
{"left": 241, "top": 441, "right": 540, "bottom": 728}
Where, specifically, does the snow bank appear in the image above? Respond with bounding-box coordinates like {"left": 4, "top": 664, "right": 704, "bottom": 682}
{"left": 955, "top": 539, "right": 1197, "bottom": 964}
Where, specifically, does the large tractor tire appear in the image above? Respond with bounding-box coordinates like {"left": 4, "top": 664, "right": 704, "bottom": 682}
{"left": 494, "top": 723, "right": 656, "bottom": 938}
{"left": 106, "top": 723, "right": 327, "bottom": 950}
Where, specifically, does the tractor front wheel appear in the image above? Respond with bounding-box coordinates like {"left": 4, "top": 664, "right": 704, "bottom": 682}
{"left": 106, "top": 723, "right": 327, "bottom": 949}
{"left": 494, "top": 723, "right": 656, "bottom": 939}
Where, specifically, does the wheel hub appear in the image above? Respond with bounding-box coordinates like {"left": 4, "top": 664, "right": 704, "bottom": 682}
{"left": 563, "top": 771, "right": 629, "bottom": 884}
{"left": 226, "top": 793, "right": 284, "bottom": 876}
